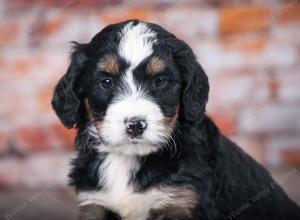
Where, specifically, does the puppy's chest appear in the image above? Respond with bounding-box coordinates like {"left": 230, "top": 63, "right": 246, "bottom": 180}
{"left": 98, "top": 154, "right": 149, "bottom": 219}
{"left": 79, "top": 154, "right": 165, "bottom": 220}
{"left": 78, "top": 154, "right": 198, "bottom": 220}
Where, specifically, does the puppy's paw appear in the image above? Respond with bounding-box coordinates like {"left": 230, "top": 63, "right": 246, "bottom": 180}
{"left": 147, "top": 208, "right": 189, "bottom": 220}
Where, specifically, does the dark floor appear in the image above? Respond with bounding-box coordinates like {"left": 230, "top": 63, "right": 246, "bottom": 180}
{"left": 0, "top": 168, "right": 299, "bottom": 220}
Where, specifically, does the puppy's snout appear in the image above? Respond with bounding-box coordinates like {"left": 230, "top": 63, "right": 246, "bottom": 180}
{"left": 124, "top": 117, "right": 147, "bottom": 137}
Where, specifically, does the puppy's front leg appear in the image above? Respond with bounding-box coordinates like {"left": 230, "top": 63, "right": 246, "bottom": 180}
{"left": 147, "top": 208, "right": 193, "bottom": 220}
{"left": 79, "top": 205, "right": 120, "bottom": 220}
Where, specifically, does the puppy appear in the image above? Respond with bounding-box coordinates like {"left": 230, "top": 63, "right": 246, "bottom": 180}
{"left": 52, "top": 20, "right": 300, "bottom": 220}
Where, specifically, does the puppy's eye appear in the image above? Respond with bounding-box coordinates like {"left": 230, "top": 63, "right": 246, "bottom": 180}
{"left": 100, "top": 78, "right": 113, "bottom": 89}
{"left": 154, "top": 77, "right": 168, "bottom": 88}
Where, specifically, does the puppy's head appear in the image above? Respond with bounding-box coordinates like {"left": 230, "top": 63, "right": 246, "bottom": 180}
{"left": 52, "top": 20, "right": 209, "bottom": 155}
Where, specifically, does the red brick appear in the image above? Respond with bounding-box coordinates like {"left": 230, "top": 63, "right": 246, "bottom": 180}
{"left": 0, "top": 132, "right": 8, "bottom": 155}
{"left": 52, "top": 123, "right": 76, "bottom": 149}
{"left": 12, "top": 58, "right": 30, "bottom": 75}
{"left": 265, "top": 135, "right": 300, "bottom": 166}
{"left": 102, "top": 8, "right": 153, "bottom": 24}
{"left": 0, "top": 56, "right": 5, "bottom": 68}
{"left": 277, "top": 4, "right": 300, "bottom": 23}
{"left": 15, "top": 126, "right": 51, "bottom": 152}
{"left": 277, "top": 70, "right": 300, "bottom": 103}
{"left": 219, "top": 6, "right": 271, "bottom": 35}
{"left": 209, "top": 110, "right": 236, "bottom": 136}
{"left": 151, "top": 7, "right": 218, "bottom": 38}
{"left": 268, "top": 77, "right": 279, "bottom": 100}
{"left": 9, "top": 0, "right": 121, "bottom": 8}
{"left": 281, "top": 149, "right": 300, "bottom": 166}
{"left": 40, "top": 16, "right": 67, "bottom": 36}
{"left": 9, "top": 0, "right": 66, "bottom": 7}
{"left": 0, "top": 21, "right": 20, "bottom": 47}
{"left": 222, "top": 35, "right": 267, "bottom": 52}
{"left": 37, "top": 88, "right": 54, "bottom": 114}
{"left": 72, "top": 0, "right": 121, "bottom": 7}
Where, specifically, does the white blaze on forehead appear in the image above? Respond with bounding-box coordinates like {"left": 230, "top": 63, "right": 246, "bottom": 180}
{"left": 118, "top": 22, "right": 157, "bottom": 94}
{"left": 118, "top": 22, "right": 157, "bottom": 68}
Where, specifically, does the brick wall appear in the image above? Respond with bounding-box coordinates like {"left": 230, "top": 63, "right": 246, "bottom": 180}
{"left": 0, "top": 0, "right": 299, "bottom": 187}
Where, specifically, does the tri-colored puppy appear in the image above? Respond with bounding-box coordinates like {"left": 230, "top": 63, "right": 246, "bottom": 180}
{"left": 52, "top": 20, "right": 300, "bottom": 220}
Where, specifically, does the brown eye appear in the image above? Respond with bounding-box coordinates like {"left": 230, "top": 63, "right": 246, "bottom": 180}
{"left": 101, "top": 78, "right": 113, "bottom": 89}
{"left": 154, "top": 77, "right": 167, "bottom": 88}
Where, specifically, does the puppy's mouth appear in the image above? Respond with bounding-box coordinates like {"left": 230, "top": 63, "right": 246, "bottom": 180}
{"left": 128, "top": 138, "right": 141, "bottom": 145}
{"left": 126, "top": 137, "right": 147, "bottom": 145}
{"left": 98, "top": 137, "right": 159, "bottom": 156}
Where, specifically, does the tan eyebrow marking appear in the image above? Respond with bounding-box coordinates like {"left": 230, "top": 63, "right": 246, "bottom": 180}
{"left": 97, "top": 54, "right": 119, "bottom": 75}
{"left": 147, "top": 56, "right": 165, "bottom": 76}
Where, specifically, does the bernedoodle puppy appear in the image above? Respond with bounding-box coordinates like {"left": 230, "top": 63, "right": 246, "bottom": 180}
{"left": 52, "top": 20, "right": 300, "bottom": 220}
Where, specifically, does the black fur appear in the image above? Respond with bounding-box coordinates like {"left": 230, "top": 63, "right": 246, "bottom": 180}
{"left": 52, "top": 20, "right": 300, "bottom": 220}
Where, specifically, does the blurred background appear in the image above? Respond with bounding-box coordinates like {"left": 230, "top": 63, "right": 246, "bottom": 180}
{"left": 0, "top": 0, "right": 300, "bottom": 219}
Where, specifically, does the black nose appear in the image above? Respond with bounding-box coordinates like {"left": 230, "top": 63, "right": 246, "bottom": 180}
{"left": 124, "top": 117, "right": 147, "bottom": 137}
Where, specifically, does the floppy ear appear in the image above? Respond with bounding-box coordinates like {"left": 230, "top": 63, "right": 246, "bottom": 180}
{"left": 169, "top": 38, "right": 209, "bottom": 122}
{"left": 51, "top": 43, "right": 87, "bottom": 128}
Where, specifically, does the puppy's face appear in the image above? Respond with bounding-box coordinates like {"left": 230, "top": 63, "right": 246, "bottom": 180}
{"left": 84, "top": 22, "right": 181, "bottom": 155}
{"left": 52, "top": 20, "right": 209, "bottom": 156}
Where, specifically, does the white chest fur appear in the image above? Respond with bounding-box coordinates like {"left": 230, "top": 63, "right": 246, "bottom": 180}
{"left": 78, "top": 154, "right": 166, "bottom": 220}
{"left": 78, "top": 153, "right": 198, "bottom": 220}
